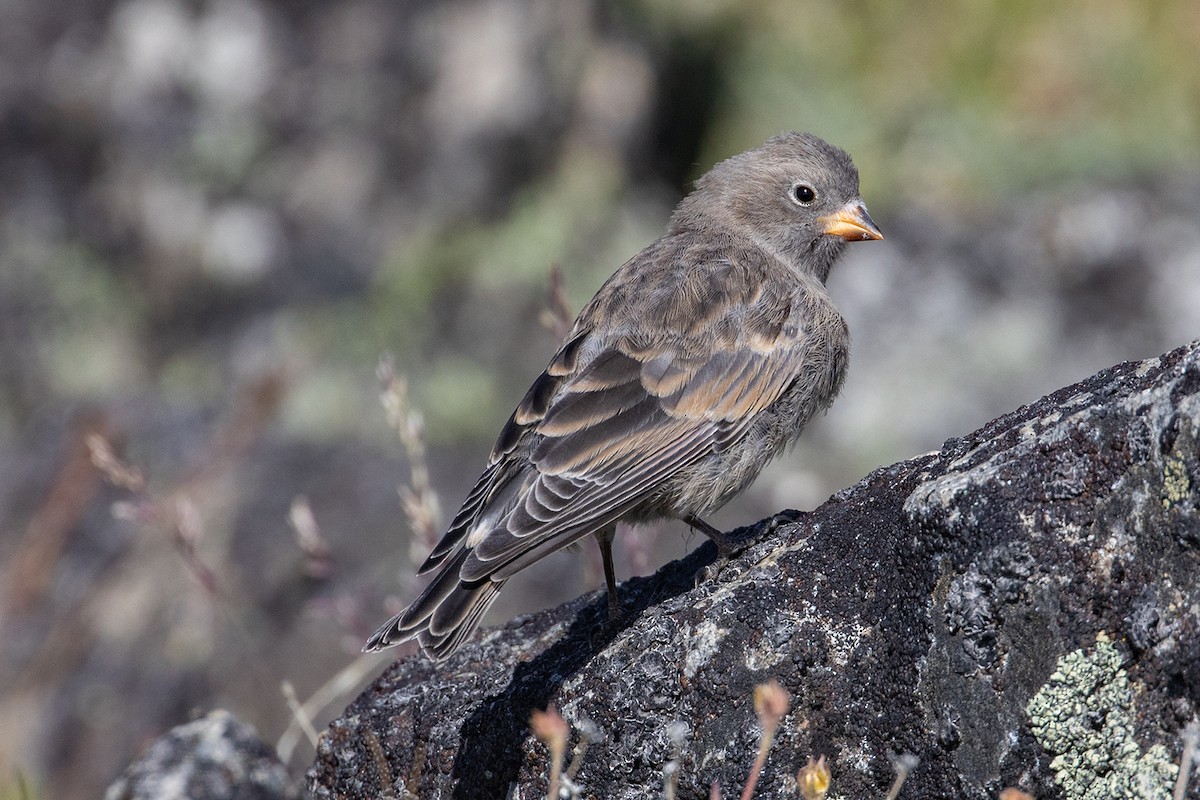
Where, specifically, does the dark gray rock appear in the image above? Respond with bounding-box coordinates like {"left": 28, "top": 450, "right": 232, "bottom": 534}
{"left": 105, "top": 710, "right": 299, "bottom": 800}
{"left": 308, "top": 341, "right": 1200, "bottom": 799}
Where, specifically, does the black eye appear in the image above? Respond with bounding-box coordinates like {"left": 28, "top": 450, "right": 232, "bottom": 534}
{"left": 791, "top": 184, "right": 816, "bottom": 205}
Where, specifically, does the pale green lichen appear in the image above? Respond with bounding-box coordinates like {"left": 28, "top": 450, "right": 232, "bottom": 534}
{"left": 1163, "top": 455, "right": 1191, "bottom": 509}
{"left": 1027, "top": 633, "right": 1177, "bottom": 799}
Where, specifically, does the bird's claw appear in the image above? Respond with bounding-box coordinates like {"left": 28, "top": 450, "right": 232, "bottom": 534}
{"left": 694, "top": 556, "right": 730, "bottom": 588}
{"left": 606, "top": 593, "right": 627, "bottom": 625}
{"left": 766, "top": 509, "right": 806, "bottom": 532}
{"left": 693, "top": 510, "right": 807, "bottom": 589}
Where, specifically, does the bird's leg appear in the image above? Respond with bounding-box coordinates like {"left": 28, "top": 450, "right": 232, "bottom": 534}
{"left": 684, "top": 515, "right": 744, "bottom": 560}
{"left": 684, "top": 515, "right": 739, "bottom": 585}
{"left": 685, "top": 512, "right": 802, "bottom": 585}
{"left": 594, "top": 524, "right": 622, "bottom": 621}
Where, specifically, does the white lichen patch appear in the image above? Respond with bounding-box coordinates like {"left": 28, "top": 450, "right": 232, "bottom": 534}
{"left": 1026, "top": 633, "right": 1177, "bottom": 799}
{"left": 682, "top": 619, "right": 726, "bottom": 679}
{"left": 835, "top": 735, "right": 874, "bottom": 775}
{"left": 743, "top": 615, "right": 795, "bottom": 671}
{"left": 697, "top": 744, "right": 729, "bottom": 769}
{"left": 825, "top": 619, "right": 872, "bottom": 668}
{"left": 1135, "top": 357, "right": 1162, "bottom": 378}
{"left": 1088, "top": 519, "right": 1134, "bottom": 580}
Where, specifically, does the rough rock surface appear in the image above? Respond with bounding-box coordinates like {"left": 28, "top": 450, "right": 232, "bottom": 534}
{"left": 104, "top": 710, "right": 299, "bottom": 800}
{"left": 308, "top": 341, "right": 1200, "bottom": 799}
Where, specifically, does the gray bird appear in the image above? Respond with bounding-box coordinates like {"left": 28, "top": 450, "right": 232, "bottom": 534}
{"left": 365, "top": 131, "right": 882, "bottom": 661}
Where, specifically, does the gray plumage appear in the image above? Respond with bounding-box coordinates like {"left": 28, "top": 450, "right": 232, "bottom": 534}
{"left": 366, "top": 131, "right": 882, "bottom": 661}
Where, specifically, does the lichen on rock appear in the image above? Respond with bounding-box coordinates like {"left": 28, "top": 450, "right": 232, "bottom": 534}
{"left": 1026, "top": 633, "right": 1177, "bottom": 799}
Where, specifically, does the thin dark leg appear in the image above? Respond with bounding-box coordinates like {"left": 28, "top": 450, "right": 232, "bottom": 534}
{"left": 594, "top": 524, "right": 621, "bottom": 621}
{"left": 684, "top": 515, "right": 743, "bottom": 559}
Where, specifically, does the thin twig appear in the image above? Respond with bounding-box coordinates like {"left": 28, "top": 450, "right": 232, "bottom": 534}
{"left": 289, "top": 495, "right": 334, "bottom": 579}
{"left": 377, "top": 357, "right": 442, "bottom": 565}
{"left": 885, "top": 754, "right": 919, "bottom": 800}
{"left": 539, "top": 263, "right": 575, "bottom": 341}
{"left": 280, "top": 680, "right": 321, "bottom": 748}
{"left": 740, "top": 680, "right": 789, "bottom": 800}
{"left": 663, "top": 721, "right": 689, "bottom": 800}
{"left": 565, "top": 718, "right": 600, "bottom": 780}
{"left": 277, "top": 652, "right": 387, "bottom": 762}
{"left": 172, "top": 495, "right": 222, "bottom": 597}
{"left": 1176, "top": 720, "right": 1199, "bottom": 800}
{"left": 87, "top": 432, "right": 144, "bottom": 491}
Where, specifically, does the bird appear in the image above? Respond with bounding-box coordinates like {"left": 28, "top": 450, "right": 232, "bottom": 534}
{"left": 365, "top": 131, "right": 883, "bottom": 661}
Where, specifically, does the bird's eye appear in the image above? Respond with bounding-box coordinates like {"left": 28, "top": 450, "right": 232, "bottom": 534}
{"left": 791, "top": 184, "right": 817, "bottom": 205}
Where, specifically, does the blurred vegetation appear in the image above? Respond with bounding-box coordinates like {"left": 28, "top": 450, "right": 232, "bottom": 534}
{"left": 364, "top": 0, "right": 1200, "bottom": 438}
{"left": 631, "top": 0, "right": 1200, "bottom": 209}
{"left": 5, "top": 0, "right": 1198, "bottom": 443}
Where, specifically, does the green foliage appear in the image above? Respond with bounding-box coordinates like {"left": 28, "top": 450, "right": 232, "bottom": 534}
{"left": 0, "top": 770, "right": 38, "bottom": 800}
{"left": 628, "top": 0, "right": 1200, "bottom": 210}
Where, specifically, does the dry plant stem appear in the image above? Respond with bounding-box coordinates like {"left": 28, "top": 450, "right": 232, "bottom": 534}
{"left": 280, "top": 680, "right": 320, "bottom": 749}
{"left": 87, "top": 430, "right": 144, "bottom": 490}
{"left": 740, "top": 680, "right": 789, "bottom": 800}
{"left": 187, "top": 372, "right": 285, "bottom": 486}
{"left": 663, "top": 722, "right": 687, "bottom": 800}
{"left": 540, "top": 263, "right": 575, "bottom": 341}
{"left": 377, "top": 357, "right": 443, "bottom": 563}
{"left": 663, "top": 763, "right": 679, "bottom": 800}
{"left": 1176, "top": 721, "right": 1199, "bottom": 800}
{"left": 1, "top": 418, "right": 107, "bottom": 614}
{"left": 563, "top": 729, "right": 593, "bottom": 780}
{"left": 530, "top": 707, "right": 569, "bottom": 800}
{"left": 289, "top": 495, "right": 334, "bottom": 578}
{"left": 547, "top": 740, "right": 564, "bottom": 799}
{"left": 277, "top": 652, "right": 387, "bottom": 762}
{"left": 738, "top": 733, "right": 775, "bottom": 800}
{"left": 884, "top": 754, "right": 919, "bottom": 800}
{"left": 92, "top": 432, "right": 287, "bottom": 710}
{"left": 173, "top": 495, "right": 221, "bottom": 597}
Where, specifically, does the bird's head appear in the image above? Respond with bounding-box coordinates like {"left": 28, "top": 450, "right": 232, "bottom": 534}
{"left": 671, "top": 131, "right": 883, "bottom": 283}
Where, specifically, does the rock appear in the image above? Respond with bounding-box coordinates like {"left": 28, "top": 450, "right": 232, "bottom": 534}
{"left": 105, "top": 710, "right": 299, "bottom": 800}
{"left": 308, "top": 341, "right": 1200, "bottom": 799}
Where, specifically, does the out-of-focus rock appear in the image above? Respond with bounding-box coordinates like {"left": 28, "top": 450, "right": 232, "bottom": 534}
{"left": 104, "top": 710, "right": 299, "bottom": 800}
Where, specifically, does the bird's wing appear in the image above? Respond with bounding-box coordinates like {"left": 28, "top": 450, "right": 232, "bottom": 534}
{"left": 452, "top": 257, "right": 811, "bottom": 582}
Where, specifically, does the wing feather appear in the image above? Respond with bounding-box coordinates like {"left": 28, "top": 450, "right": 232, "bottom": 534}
{"left": 369, "top": 249, "right": 830, "bottom": 659}
{"left": 460, "top": 291, "right": 806, "bottom": 577}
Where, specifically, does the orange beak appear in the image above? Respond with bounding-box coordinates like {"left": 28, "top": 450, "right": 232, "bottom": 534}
{"left": 819, "top": 201, "right": 883, "bottom": 241}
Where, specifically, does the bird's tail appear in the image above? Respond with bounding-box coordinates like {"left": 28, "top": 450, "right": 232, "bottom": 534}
{"left": 363, "top": 548, "right": 505, "bottom": 662}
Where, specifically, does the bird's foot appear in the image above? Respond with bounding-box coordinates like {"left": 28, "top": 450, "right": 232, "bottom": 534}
{"left": 690, "top": 510, "right": 808, "bottom": 588}
{"left": 588, "top": 592, "right": 631, "bottom": 649}
{"left": 605, "top": 590, "right": 627, "bottom": 625}
{"left": 766, "top": 508, "right": 806, "bottom": 531}
{"left": 695, "top": 556, "right": 730, "bottom": 588}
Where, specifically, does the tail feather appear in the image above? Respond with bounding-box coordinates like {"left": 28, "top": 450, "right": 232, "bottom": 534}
{"left": 363, "top": 547, "right": 506, "bottom": 662}
{"left": 418, "top": 581, "right": 503, "bottom": 661}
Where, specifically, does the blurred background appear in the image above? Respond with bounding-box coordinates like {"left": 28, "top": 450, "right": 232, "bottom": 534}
{"left": 2, "top": 0, "right": 1199, "bottom": 795}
